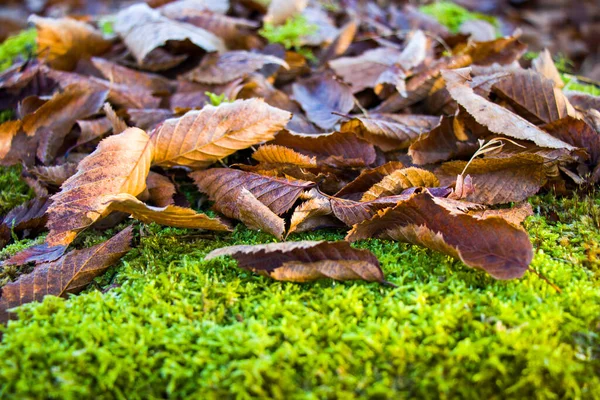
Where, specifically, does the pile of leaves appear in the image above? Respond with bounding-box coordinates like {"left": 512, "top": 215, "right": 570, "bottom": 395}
{"left": 0, "top": 0, "right": 599, "bottom": 322}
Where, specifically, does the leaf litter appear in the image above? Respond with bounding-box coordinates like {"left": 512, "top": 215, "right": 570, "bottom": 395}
{"left": 0, "top": 0, "right": 599, "bottom": 321}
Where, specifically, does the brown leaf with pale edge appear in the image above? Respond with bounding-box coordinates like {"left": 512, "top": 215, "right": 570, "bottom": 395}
{"left": 45, "top": 68, "right": 162, "bottom": 110}
{"left": 191, "top": 168, "right": 314, "bottom": 216}
{"left": 127, "top": 109, "right": 175, "bottom": 131}
{"left": 271, "top": 130, "right": 376, "bottom": 168}
{"left": 541, "top": 117, "right": 600, "bottom": 165}
{"left": 341, "top": 114, "right": 440, "bottom": 152}
{"left": 205, "top": 240, "right": 386, "bottom": 284}
{"left": 292, "top": 74, "right": 355, "bottom": 130}
{"left": 531, "top": 49, "right": 563, "bottom": 89}
{"left": 29, "top": 163, "right": 77, "bottom": 188}
{"left": 47, "top": 128, "right": 154, "bottom": 246}
{"left": 408, "top": 116, "right": 479, "bottom": 165}
{"left": 76, "top": 118, "right": 112, "bottom": 146}
{"left": 0, "top": 226, "right": 132, "bottom": 323}
{"left": 236, "top": 189, "right": 285, "bottom": 239}
{"left": 346, "top": 192, "right": 533, "bottom": 280}
{"left": 151, "top": 99, "right": 291, "bottom": 169}
{"left": 331, "top": 195, "right": 411, "bottom": 226}
{"left": 0, "top": 120, "right": 22, "bottom": 162}
{"left": 2, "top": 243, "right": 67, "bottom": 267}
{"left": 183, "top": 51, "right": 288, "bottom": 84}
{"left": 288, "top": 191, "right": 334, "bottom": 235}
{"left": 146, "top": 171, "right": 176, "bottom": 207}
{"left": 91, "top": 57, "right": 174, "bottom": 94}
{"left": 361, "top": 168, "right": 439, "bottom": 201}
{"left": 492, "top": 69, "right": 576, "bottom": 124}
{"left": 114, "top": 3, "right": 225, "bottom": 66}
{"left": 29, "top": 15, "right": 111, "bottom": 71}
{"left": 21, "top": 85, "right": 108, "bottom": 164}
{"left": 252, "top": 145, "right": 317, "bottom": 168}
{"left": 438, "top": 154, "right": 547, "bottom": 205}
{"left": 334, "top": 162, "right": 405, "bottom": 199}
{"left": 102, "top": 103, "right": 128, "bottom": 135}
{"left": 442, "top": 68, "right": 575, "bottom": 150}
{"left": 329, "top": 47, "right": 402, "bottom": 94}
{"left": 103, "top": 193, "right": 231, "bottom": 231}
{"left": 469, "top": 202, "right": 533, "bottom": 227}
{"left": 0, "top": 198, "right": 49, "bottom": 248}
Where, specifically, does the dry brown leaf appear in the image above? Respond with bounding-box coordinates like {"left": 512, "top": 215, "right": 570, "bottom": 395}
{"left": 29, "top": 15, "right": 112, "bottom": 71}
{"left": 0, "top": 197, "right": 49, "bottom": 249}
{"left": 29, "top": 163, "right": 77, "bottom": 188}
{"left": 146, "top": 171, "right": 176, "bottom": 207}
{"left": 205, "top": 240, "right": 387, "bottom": 284}
{"left": 346, "top": 191, "right": 533, "bottom": 280}
{"left": 361, "top": 168, "right": 440, "bottom": 201}
{"left": 271, "top": 130, "right": 376, "bottom": 168}
{"left": 334, "top": 161, "right": 405, "bottom": 199}
{"left": 236, "top": 189, "right": 285, "bottom": 239}
{"left": 288, "top": 191, "right": 335, "bottom": 236}
{"left": 542, "top": 116, "right": 600, "bottom": 165}
{"left": 151, "top": 99, "right": 291, "bottom": 169}
{"left": 46, "top": 128, "right": 154, "bottom": 246}
{"left": 76, "top": 117, "right": 112, "bottom": 146}
{"left": 252, "top": 144, "right": 317, "bottom": 168}
{"left": 0, "top": 120, "right": 21, "bottom": 161}
{"left": 468, "top": 202, "right": 534, "bottom": 226}
{"left": 0, "top": 226, "right": 132, "bottom": 323}
{"left": 341, "top": 114, "right": 440, "bottom": 152}
{"left": 292, "top": 73, "right": 355, "bottom": 130}
{"left": 91, "top": 57, "right": 174, "bottom": 94}
{"left": 442, "top": 68, "right": 575, "bottom": 150}
{"left": 492, "top": 69, "right": 576, "bottom": 124}
{"left": 531, "top": 49, "right": 564, "bottom": 89}
{"left": 114, "top": 3, "right": 225, "bottom": 66}
{"left": 191, "top": 168, "right": 314, "bottom": 216}
{"left": 103, "top": 193, "right": 231, "bottom": 231}
{"left": 438, "top": 154, "right": 547, "bottom": 205}
{"left": 21, "top": 85, "right": 108, "bottom": 164}
{"left": 183, "top": 51, "right": 288, "bottom": 84}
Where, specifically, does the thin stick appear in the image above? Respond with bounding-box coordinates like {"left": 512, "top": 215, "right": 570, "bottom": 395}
{"left": 528, "top": 267, "right": 562, "bottom": 294}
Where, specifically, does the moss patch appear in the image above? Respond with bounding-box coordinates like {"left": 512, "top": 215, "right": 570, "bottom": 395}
{"left": 0, "top": 28, "right": 36, "bottom": 72}
{"left": 0, "top": 166, "right": 34, "bottom": 215}
{"left": 419, "top": 1, "right": 499, "bottom": 34}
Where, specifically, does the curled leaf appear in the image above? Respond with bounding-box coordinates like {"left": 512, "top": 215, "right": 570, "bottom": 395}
{"left": 205, "top": 240, "right": 387, "bottom": 284}
{"left": 252, "top": 144, "right": 317, "bottom": 168}
{"left": 361, "top": 168, "right": 440, "bottom": 201}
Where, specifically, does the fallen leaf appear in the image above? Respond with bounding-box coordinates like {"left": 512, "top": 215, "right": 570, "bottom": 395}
{"left": 91, "top": 57, "right": 174, "bottom": 94}
{"left": 236, "top": 188, "right": 285, "bottom": 239}
{"left": 46, "top": 127, "right": 154, "bottom": 246}
{"left": 341, "top": 114, "right": 440, "bottom": 151}
{"left": 29, "top": 15, "right": 112, "bottom": 71}
{"left": 531, "top": 49, "right": 564, "bottom": 89}
{"left": 146, "top": 171, "right": 176, "bottom": 207}
{"left": 103, "top": 193, "right": 231, "bottom": 231}
{"left": 0, "top": 226, "right": 132, "bottom": 323}
{"left": 541, "top": 116, "right": 600, "bottom": 165}
{"left": 252, "top": 144, "right": 317, "bottom": 168}
{"left": 334, "top": 161, "right": 405, "bottom": 199}
{"left": 442, "top": 68, "right": 575, "bottom": 150}
{"left": 205, "top": 240, "right": 387, "bottom": 284}
{"left": 114, "top": 3, "right": 225, "bottom": 66}
{"left": 347, "top": 191, "right": 533, "bottom": 280}
{"left": 292, "top": 73, "right": 355, "bottom": 130}
{"left": 0, "top": 197, "right": 49, "bottom": 248}
{"left": 151, "top": 99, "right": 291, "bottom": 169}
{"left": 361, "top": 167, "right": 440, "bottom": 201}
{"left": 264, "top": 0, "right": 308, "bottom": 25}
{"left": 468, "top": 202, "right": 534, "bottom": 226}
{"left": 183, "top": 51, "right": 288, "bottom": 84}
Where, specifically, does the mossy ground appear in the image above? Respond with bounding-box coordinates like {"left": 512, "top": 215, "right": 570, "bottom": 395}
{"left": 1, "top": 12, "right": 600, "bottom": 399}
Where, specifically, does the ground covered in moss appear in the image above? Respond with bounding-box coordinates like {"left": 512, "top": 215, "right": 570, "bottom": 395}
{"left": 1, "top": 5, "right": 600, "bottom": 399}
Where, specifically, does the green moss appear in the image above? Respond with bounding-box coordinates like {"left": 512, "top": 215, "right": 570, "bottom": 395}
{"left": 259, "top": 15, "right": 317, "bottom": 61}
{"left": 0, "top": 166, "right": 34, "bottom": 216}
{"left": 0, "top": 29, "right": 37, "bottom": 72}
{"left": 419, "top": 1, "right": 499, "bottom": 34}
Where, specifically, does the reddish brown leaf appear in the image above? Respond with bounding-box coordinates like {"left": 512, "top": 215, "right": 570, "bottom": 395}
{"left": 252, "top": 144, "right": 317, "bottom": 168}
{"left": 361, "top": 168, "right": 439, "bottom": 201}
{"left": 468, "top": 202, "right": 534, "bottom": 227}
{"left": 0, "top": 226, "right": 132, "bottom": 323}
{"left": 151, "top": 99, "right": 291, "bottom": 169}
{"left": 2, "top": 243, "right": 67, "bottom": 267}
{"left": 442, "top": 68, "right": 575, "bottom": 150}
{"left": 542, "top": 117, "right": 600, "bottom": 165}
{"left": 205, "top": 240, "right": 387, "bottom": 284}
{"left": 271, "top": 130, "right": 376, "bottom": 168}
{"left": 438, "top": 154, "right": 547, "bottom": 205}
{"left": 0, "top": 197, "right": 49, "bottom": 248}
{"left": 146, "top": 171, "right": 176, "bottom": 207}
{"left": 183, "top": 51, "right": 288, "bottom": 84}
{"left": 292, "top": 73, "right": 355, "bottom": 130}
{"left": 347, "top": 191, "right": 533, "bottom": 280}
{"left": 334, "top": 161, "right": 405, "bottom": 199}
{"left": 91, "top": 57, "right": 174, "bottom": 94}
{"left": 341, "top": 114, "right": 440, "bottom": 152}
{"left": 191, "top": 168, "right": 314, "bottom": 216}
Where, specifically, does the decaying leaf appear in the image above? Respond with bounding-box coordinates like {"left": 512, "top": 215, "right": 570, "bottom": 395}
{"left": 292, "top": 73, "right": 355, "bottom": 130}
{"left": 103, "top": 193, "right": 231, "bottom": 231}
{"left": 438, "top": 154, "right": 548, "bottom": 205}
{"left": 334, "top": 161, "right": 405, "bottom": 199}
{"left": 252, "top": 144, "right": 317, "bottom": 168}
{"left": 146, "top": 171, "right": 176, "bottom": 207}
{"left": 0, "top": 197, "right": 49, "bottom": 248}
{"left": 0, "top": 226, "right": 133, "bottom": 323}
{"left": 361, "top": 168, "right": 440, "bottom": 201}
{"left": 341, "top": 114, "right": 440, "bottom": 152}
{"left": 442, "top": 68, "right": 575, "bottom": 150}
{"left": 347, "top": 191, "right": 533, "bottom": 280}
{"left": 542, "top": 117, "right": 600, "bottom": 165}
{"left": 183, "top": 51, "right": 288, "bottom": 84}
{"left": 468, "top": 202, "right": 534, "bottom": 226}
{"left": 205, "top": 240, "right": 387, "bottom": 284}
{"left": 29, "top": 15, "right": 112, "bottom": 71}
{"left": 46, "top": 128, "right": 154, "bottom": 246}
{"left": 114, "top": 3, "right": 225, "bottom": 66}
{"left": 151, "top": 99, "right": 291, "bottom": 169}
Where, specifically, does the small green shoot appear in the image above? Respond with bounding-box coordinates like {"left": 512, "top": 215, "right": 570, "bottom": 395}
{"left": 419, "top": 1, "right": 499, "bottom": 34}
{"left": 205, "top": 92, "right": 230, "bottom": 106}
{"left": 259, "top": 15, "right": 318, "bottom": 62}
{"left": 0, "top": 28, "right": 37, "bottom": 72}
